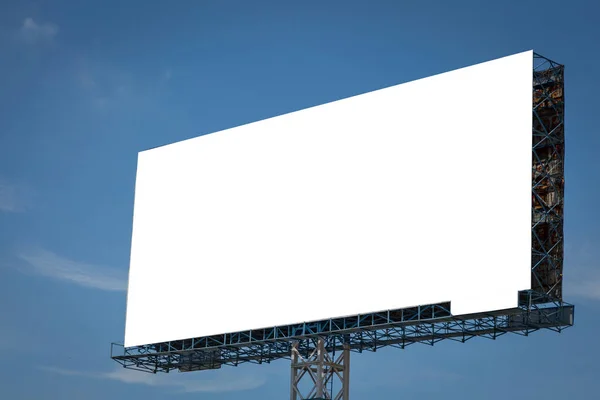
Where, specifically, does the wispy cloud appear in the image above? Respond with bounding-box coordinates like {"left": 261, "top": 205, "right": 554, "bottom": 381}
{"left": 73, "top": 58, "right": 172, "bottom": 112}
{"left": 18, "top": 17, "right": 58, "bottom": 45}
{"left": 0, "top": 178, "right": 33, "bottom": 212}
{"left": 40, "top": 366, "right": 266, "bottom": 393}
{"left": 74, "top": 59, "right": 144, "bottom": 111}
{"left": 17, "top": 248, "right": 126, "bottom": 291}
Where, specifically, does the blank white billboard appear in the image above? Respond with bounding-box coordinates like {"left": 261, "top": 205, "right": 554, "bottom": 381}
{"left": 124, "top": 51, "right": 533, "bottom": 348}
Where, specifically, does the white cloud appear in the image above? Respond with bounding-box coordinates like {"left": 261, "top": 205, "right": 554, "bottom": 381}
{"left": 19, "top": 17, "right": 58, "bottom": 44}
{"left": 18, "top": 248, "right": 127, "bottom": 291}
{"left": 39, "top": 365, "right": 267, "bottom": 393}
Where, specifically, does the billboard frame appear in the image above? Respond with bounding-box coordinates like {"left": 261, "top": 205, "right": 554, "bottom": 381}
{"left": 111, "top": 52, "right": 572, "bottom": 374}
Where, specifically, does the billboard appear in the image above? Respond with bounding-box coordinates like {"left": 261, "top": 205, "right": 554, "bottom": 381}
{"left": 124, "top": 50, "right": 533, "bottom": 348}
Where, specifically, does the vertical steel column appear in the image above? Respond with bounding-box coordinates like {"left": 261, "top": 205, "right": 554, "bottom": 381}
{"left": 343, "top": 343, "right": 350, "bottom": 400}
{"left": 316, "top": 339, "right": 325, "bottom": 398}
{"left": 291, "top": 341, "right": 299, "bottom": 400}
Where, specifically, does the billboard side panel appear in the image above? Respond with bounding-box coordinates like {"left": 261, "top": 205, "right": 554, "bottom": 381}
{"left": 124, "top": 51, "right": 533, "bottom": 348}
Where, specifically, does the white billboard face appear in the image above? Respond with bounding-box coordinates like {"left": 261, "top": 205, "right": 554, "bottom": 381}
{"left": 124, "top": 51, "right": 533, "bottom": 348}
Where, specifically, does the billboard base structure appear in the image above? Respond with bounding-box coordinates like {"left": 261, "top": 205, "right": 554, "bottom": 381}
{"left": 111, "top": 292, "right": 573, "bottom": 374}
{"left": 290, "top": 339, "right": 350, "bottom": 400}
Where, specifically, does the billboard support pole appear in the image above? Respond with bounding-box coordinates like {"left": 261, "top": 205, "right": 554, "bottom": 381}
{"left": 290, "top": 338, "right": 350, "bottom": 399}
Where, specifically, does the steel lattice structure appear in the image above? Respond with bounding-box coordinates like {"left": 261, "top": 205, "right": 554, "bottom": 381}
{"left": 290, "top": 339, "right": 350, "bottom": 400}
{"left": 111, "top": 297, "right": 573, "bottom": 374}
{"left": 532, "top": 53, "right": 565, "bottom": 300}
{"left": 111, "top": 52, "right": 572, "bottom": 376}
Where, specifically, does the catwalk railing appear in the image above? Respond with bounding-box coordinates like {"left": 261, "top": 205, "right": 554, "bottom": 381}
{"left": 111, "top": 293, "right": 573, "bottom": 373}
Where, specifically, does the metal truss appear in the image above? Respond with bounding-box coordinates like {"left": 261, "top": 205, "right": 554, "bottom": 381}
{"left": 111, "top": 52, "right": 572, "bottom": 377}
{"left": 290, "top": 338, "right": 349, "bottom": 400}
{"left": 111, "top": 296, "right": 573, "bottom": 373}
{"left": 531, "top": 52, "right": 565, "bottom": 301}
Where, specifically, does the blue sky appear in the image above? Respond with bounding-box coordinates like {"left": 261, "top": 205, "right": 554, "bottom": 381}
{"left": 0, "top": 0, "right": 599, "bottom": 398}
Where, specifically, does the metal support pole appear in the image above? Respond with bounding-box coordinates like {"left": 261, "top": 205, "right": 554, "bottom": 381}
{"left": 290, "top": 337, "right": 350, "bottom": 400}
{"left": 316, "top": 339, "right": 325, "bottom": 398}
{"left": 291, "top": 341, "right": 299, "bottom": 400}
{"left": 343, "top": 343, "right": 350, "bottom": 400}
